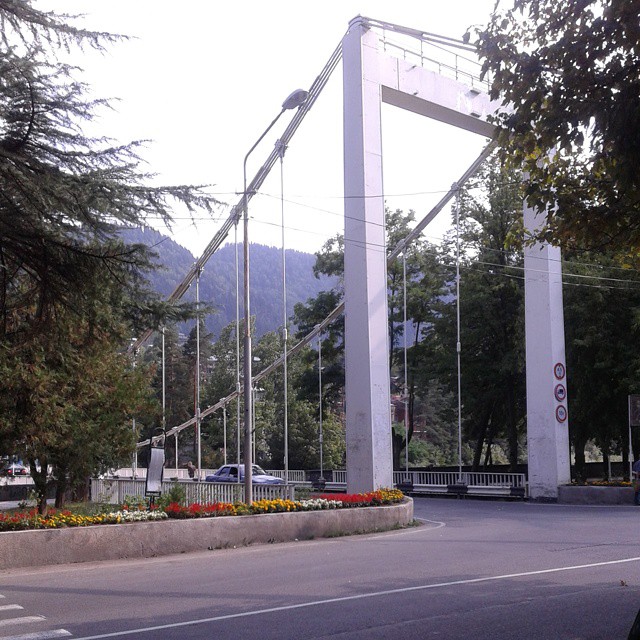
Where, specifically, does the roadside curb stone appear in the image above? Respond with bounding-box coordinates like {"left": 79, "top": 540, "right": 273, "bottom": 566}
{"left": 0, "top": 498, "right": 413, "bottom": 570}
{"left": 558, "top": 485, "right": 633, "bottom": 505}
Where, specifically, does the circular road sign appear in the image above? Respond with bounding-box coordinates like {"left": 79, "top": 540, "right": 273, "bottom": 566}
{"left": 556, "top": 405, "right": 568, "bottom": 423}
{"left": 554, "top": 362, "right": 566, "bottom": 380}
{"left": 554, "top": 384, "right": 567, "bottom": 402}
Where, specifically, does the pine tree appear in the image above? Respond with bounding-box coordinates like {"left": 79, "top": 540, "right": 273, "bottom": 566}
{"left": 0, "top": 1, "right": 218, "bottom": 509}
{"left": 0, "top": 1, "right": 218, "bottom": 343}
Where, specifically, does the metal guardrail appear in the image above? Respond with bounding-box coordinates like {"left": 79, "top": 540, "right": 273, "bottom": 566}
{"left": 394, "top": 470, "right": 527, "bottom": 488}
{"left": 0, "top": 476, "right": 33, "bottom": 486}
{"left": 364, "top": 16, "right": 491, "bottom": 94}
{"left": 268, "top": 470, "right": 306, "bottom": 483}
{"left": 91, "top": 478, "right": 295, "bottom": 505}
{"left": 104, "top": 468, "right": 527, "bottom": 500}
{"left": 393, "top": 471, "right": 527, "bottom": 498}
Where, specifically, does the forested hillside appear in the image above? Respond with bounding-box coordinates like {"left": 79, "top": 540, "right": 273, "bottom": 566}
{"left": 119, "top": 227, "right": 338, "bottom": 338}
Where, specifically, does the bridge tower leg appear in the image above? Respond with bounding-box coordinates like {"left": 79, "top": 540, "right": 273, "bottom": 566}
{"left": 342, "top": 19, "right": 394, "bottom": 493}
{"left": 524, "top": 203, "right": 571, "bottom": 499}
{"left": 341, "top": 16, "right": 571, "bottom": 499}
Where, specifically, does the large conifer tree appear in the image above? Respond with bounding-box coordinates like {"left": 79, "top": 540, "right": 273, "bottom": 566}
{"left": 0, "top": 1, "right": 218, "bottom": 510}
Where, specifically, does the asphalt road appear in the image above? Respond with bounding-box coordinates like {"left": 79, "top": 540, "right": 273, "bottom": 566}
{"left": 0, "top": 497, "right": 639, "bottom": 640}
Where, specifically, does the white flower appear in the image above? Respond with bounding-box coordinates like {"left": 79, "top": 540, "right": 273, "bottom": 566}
{"left": 298, "top": 498, "right": 341, "bottom": 510}
{"left": 103, "top": 510, "right": 168, "bottom": 523}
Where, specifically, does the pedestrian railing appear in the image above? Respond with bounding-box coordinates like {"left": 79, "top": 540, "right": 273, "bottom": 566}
{"left": 393, "top": 470, "right": 527, "bottom": 497}
{"left": 91, "top": 478, "right": 295, "bottom": 505}
{"left": 268, "top": 470, "right": 307, "bottom": 483}
{"left": 333, "top": 470, "right": 347, "bottom": 484}
{"left": 102, "top": 468, "right": 528, "bottom": 500}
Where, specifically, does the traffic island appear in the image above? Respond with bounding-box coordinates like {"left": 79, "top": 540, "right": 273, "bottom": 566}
{"left": 0, "top": 497, "right": 413, "bottom": 570}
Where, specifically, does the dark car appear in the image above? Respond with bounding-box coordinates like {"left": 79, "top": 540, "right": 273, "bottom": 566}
{"left": 0, "top": 463, "right": 29, "bottom": 477}
{"left": 205, "top": 464, "right": 283, "bottom": 485}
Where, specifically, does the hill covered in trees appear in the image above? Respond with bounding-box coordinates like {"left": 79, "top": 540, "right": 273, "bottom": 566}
{"left": 120, "top": 227, "right": 338, "bottom": 338}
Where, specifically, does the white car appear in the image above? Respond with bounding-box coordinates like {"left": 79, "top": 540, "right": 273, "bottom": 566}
{"left": 0, "top": 463, "right": 29, "bottom": 477}
{"left": 205, "top": 464, "right": 283, "bottom": 484}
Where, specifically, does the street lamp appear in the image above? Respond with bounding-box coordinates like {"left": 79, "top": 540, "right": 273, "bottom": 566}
{"left": 318, "top": 330, "right": 324, "bottom": 482}
{"left": 242, "top": 88, "right": 309, "bottom": 504}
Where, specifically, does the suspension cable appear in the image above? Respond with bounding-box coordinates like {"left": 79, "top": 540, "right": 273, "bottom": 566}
{"left": 403, "top": 251, "right": 409, "bottom": 476}
{"left": 138, "top": 142, "right": 495, "bottom": 449}
{"left": 195, "top": 267, "right": 202, "bottom": 480}
{"left": 136, "top": 34, "right": 496, "bottom": 449}
{"left": 128, "top": 39, "right": 344, "bottom": 354}
{"left": 319, "top": 332, "right": 324, "bottom": 479}
{"left": 235, "top": 220, "right": 241, "bottom": 476}
{"left": 278, "top": 141, "right": 290, "bottom": 484}
{"left": 455, "top": 184, "right": 463, "bottom": 483}
{"left": 222, "top": 403, "right": 227, "bottom": 465}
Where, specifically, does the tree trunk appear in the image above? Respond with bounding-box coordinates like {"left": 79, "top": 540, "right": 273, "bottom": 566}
{"left": 388, "top": 298, "right": 397, "bottom": 373}
{"left": 483, "top": 424, "right": 494, "bottom": 468}
{"left": 55, "top": 478, "right": 68, "bottom": 509}
{"left": 472, "top": 405, "right": 493, "bottom": 470}
{"left": 74, "top": 477, "right": 91, "bottom": 502}
{"left": 408, "top": 383, "right": 415, "bottom": 448}
{"left": 622, "top": 431, "right": 630, "bottom": 481}
{"left": 506, "top": 385, "right": 519, "bottom": 470}
{"left": 392, "top": 431, "right": 403, "bottom": 470}
{"left": 29, "top": 459, "right": 49, "bottom": 516}
{"left": 573, "top": 430, "right": 588, "bottom": 482}
{"left": 472, "top": 426, "right": 486, "bottom": 470}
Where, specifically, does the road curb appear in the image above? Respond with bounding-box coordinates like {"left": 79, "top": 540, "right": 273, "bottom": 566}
{"left": 0, "top": 498, "right": 413, "bottom": 570}
{"left": 558, "top": 485, "right": 634, "bottom": 505}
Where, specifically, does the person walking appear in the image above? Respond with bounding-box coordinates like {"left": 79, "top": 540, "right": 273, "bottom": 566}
{"left": 187, "top": 460, "right": 196, "bottom": 481}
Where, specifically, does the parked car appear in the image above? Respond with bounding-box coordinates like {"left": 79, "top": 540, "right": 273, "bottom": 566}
{"left": 205, "top": 464, "right": 283, "bottom": 485}
{"left": 0, "top": 463, "right": 29, "bottom": 477}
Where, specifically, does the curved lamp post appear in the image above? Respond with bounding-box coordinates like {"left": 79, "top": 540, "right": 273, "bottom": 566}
{"left": 242, "top": 88, "right": 308, "bottom": 504}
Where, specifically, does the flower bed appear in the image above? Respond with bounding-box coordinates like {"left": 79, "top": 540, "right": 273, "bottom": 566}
{"left": 0, "top": 493, "right": 413, "bottom": 570}
{"left": 162, "top": 489, "right": 403, "bottom": 519}
{"left": 0, "top": 507, "right": 167, "bottom": 532}
{"left": 0, "top": 489, "right": 404, "bottom": 531}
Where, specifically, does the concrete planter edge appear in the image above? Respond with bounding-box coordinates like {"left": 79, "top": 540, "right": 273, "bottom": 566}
{"left": 558, "top": 484, "right": 634, "bottom": 505}
{"left": 0, "top": 498, "right": 414, "bottom": 570}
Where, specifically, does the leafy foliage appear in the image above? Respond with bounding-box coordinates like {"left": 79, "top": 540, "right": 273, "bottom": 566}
{"left": 418, "top": 159, "right": 526, "bottom": 469}
{"left": 293, "top": 208, "right": 451, "bottom": 469}
{"left": 0, "top": 1, "right": 217, "bottom": 511}
{"left": 563, "top": 251, "right": 640, "bottom": 478}
{"left": 474, "top": 0, "right": 640, "bottom": 253}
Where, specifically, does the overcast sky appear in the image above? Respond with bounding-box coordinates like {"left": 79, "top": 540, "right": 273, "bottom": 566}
{"left": 47, "top": 1, "right": 501, "bottom": 257}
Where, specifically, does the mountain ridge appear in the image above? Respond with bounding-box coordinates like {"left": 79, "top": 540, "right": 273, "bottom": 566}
{"left": 120, "top": 227, "right": 336, "bottom": 338}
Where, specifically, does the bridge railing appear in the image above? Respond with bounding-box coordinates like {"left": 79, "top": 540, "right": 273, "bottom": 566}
{"left": 393, "top": 470, "right": 527, "bottom": 497}
{"left": 393, "top": 470, "right": 527, "bottom": 488}
{"left": 268, "top": 470, "right": 307, "bottom": 483}
{"left": 91, "top": 478, "right": 295, "bottom": 505}
{"left": 101, "top": 468, "right": 527, "bottom": 499}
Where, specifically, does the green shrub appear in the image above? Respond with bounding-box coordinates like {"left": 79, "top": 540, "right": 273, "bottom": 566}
{"left": 155, "top": 483, "right": 186, "bottom": 509}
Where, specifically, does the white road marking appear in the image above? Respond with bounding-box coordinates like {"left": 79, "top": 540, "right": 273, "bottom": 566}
{"left": 0, "top": 607, "right": 22, "bottom": 612}
{"left": 364, "top": 517, "right": 445, "bottom": 540}
{"left": 415, "top": 517, "right": 446, "bottom": 528}
{"left": 0, "top": 631, "right": 72, "bottom": 639}
{"left": 0, "top": 618, "right": 45, "bottom": 628}
{"left": 71, "top": 556, "right": 640, "bottom": 639}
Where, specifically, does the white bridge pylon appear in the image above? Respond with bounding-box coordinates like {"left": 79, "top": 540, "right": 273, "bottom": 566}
{"left": 342, "top": 17, "right": 570, "bottom": 499}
